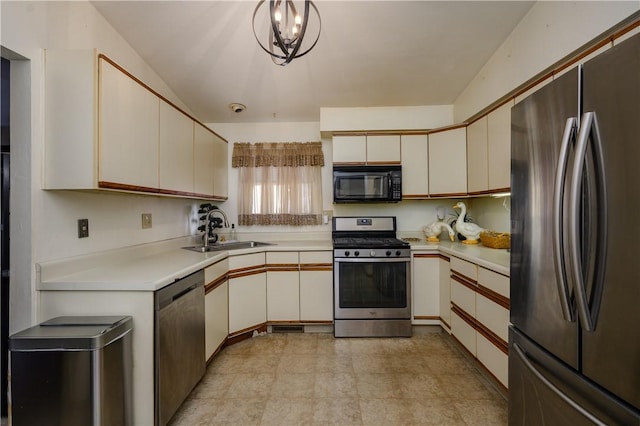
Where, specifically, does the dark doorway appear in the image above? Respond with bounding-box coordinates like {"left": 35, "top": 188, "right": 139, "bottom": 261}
{"left": 1, "top": 55, "right": 10, "bottom": 419}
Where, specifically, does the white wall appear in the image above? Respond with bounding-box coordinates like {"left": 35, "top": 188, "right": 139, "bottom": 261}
{"left": 454, "top": 1, "right": 640, "bottom": 122}
{"left": 1, "top": 1, "right": 199, "bottom": 332}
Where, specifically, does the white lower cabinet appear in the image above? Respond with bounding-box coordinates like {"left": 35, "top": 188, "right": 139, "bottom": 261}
{"left": 299, "top": 251, "right": 333, "bottom": 322}
{"left": 228, "top": 253, "right": 266, "bottom": 334}
{"left": 438, "top": 255, "right": 451, "bottom": 333}
{"left": 477, "top": 333, "right": 508, "bottom": 388}
{"left": 412, "top": 252, "right": 440, "bottom": 324}
{"left": 451, "top": 309, "right": 477, "bottom": 357}
{"left": 449, "top": 256, "right": 510, "bottom": 389}
{"left": 204, "top": 259, "right": 229, "bottom": 360}
{"left": 266, "top": 252, "right": 300, "bottom": 321}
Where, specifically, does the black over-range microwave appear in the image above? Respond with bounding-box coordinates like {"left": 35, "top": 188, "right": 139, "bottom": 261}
{"left": 333, "top": 165, "right": 402, "bottom": 203}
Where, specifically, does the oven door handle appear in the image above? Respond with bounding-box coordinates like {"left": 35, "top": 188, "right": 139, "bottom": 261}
{"left": 334, "top": 257, "right": 410, "bottom": 264}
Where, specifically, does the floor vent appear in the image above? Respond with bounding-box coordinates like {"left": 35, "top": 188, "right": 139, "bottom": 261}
{"left": 271, "top": 325, "right": 304, "bottom": 333}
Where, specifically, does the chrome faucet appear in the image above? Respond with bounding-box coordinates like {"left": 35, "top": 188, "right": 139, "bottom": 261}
{"left": 203, "top": 207, "right": 229, "bottom": 248}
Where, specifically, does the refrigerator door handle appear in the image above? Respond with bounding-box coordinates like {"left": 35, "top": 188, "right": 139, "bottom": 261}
{"left": 553, "top": 117, "right": 577, "bottom": 322}
{"left": 569, "top": 111, "right": 608, "bottom": 332}
{"left": 513, "top": 343, "right": 607, "bottom": 426}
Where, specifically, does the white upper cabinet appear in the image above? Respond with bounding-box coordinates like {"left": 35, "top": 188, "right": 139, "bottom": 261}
{"left": 466, "top": 116, "right": 489, "bottom": 194}
{"left": 332, "top": 135, "right": 367, "bottom": 163}
{"left": 194, "top": 123, "right": 228, "bottom": 199}
{"left": 212, "top": 134, "right": 229, "bottom": 200}
{"left": 159, "top": 101, "right": 194, "bottom": 193}
{"left": 428, "top": 127, "right": 467, "bottom": 196}
{"left": 366, "top": 135, "right": 401, "bottom": 164}
{"left": 332, "top": 134, "right": 400, "bottom": 164}
{"left": 193, "top": 122, "right": 215, "bottom": 197}
{"left": 487, "top": 100, "right": 514, "bottom": 191}
{"left": 43, "top": 49, "right": 227, "bottom": 200}
{"left": 400, "top": 134, "right": 429, "bottom": 198}
{"left": 99, "top": 57, "right": 160, "bottom": 189}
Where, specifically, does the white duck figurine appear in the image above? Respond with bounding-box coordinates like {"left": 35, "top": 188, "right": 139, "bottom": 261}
{"left": 423, "top": 221, "right": 455, "bottom": 242}
{"left": 453, "top": 202, "right": 484, "bottom": 244}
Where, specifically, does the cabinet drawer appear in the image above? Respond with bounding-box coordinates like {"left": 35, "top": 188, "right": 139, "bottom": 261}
{"left": 299, "top": 251, "right": 332, "bottom": 264}
{"left": 229, "top": 252, "right": 265, "bottom": 270}
{"left": 266, "top": 251, "right": 299, "bottom": 265}
{"left": 476, "top": 293, "right": 509, "bottom": 342}
{"left": 450, "top": 278, "right": 475, "bottom": 317}
{"left": 478, "top": 267, "right": 509, "bottom": 298}
{"left": 450, "top": 256, "right": 477, "bottom": 281}
{"left": 451, "top": 310, "right": 476, "bottom": 356}
{"left": 204, "top": 258, "right": 229, "bottom": 284}
{"left": 477, "top": 333, "right": 508, "bottom": 388}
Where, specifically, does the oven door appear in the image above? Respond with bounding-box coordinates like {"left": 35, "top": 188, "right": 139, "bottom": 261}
{"left": 334, "top": 257, "right": 411, "bottom": 319}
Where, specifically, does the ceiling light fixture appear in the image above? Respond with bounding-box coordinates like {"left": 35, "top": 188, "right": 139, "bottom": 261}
{"left": 229, "top": 103, "right": 246, "bottom": 113}
{"left": 252, "top": 0, "right": 321, "bottom": 66}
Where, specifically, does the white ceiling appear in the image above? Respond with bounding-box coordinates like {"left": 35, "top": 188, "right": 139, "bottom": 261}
{"left": 91, "top": 1, "right": 534, "bottom": 123}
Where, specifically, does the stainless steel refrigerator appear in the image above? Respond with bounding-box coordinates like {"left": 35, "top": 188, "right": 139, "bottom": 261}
{"left": 509, "top": 32, "right": 640, "bottom": 425}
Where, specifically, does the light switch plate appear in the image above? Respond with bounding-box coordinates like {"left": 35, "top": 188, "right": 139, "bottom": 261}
{"left": 142, "top": 213, "right": 152, "bottom": 229}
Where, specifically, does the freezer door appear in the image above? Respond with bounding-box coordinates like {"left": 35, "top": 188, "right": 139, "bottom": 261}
{"left": 509, "top": 327, "right": 640, "bottom": 425}
{"left": 510, "top": 69, "right": 579, "bottom": 368}
{"left": 580, "top": 32, "right": 640, "bottom": 411}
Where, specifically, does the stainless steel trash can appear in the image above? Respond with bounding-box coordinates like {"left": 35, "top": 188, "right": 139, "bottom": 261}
{"left": 9, "top": 316, "right": 133, "bottom": 426}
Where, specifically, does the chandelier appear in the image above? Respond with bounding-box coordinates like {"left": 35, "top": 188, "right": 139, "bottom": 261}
{"left": 252, "top": 0, "right": 321, "bottom": 66}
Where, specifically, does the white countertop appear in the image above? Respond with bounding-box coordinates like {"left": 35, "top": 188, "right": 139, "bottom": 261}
{"left": 37, "top": 234, "right": 508, "bottom": 292}
{"left": 37, "top": 237, "right": 333, "bottom": 292}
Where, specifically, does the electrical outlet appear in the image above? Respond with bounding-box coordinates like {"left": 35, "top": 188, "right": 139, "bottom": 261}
{"left": 78, "top": 219, "right": 89, "bottom": 238}
{"left": 142, "top": 213, "right": 152, "bottom": 229}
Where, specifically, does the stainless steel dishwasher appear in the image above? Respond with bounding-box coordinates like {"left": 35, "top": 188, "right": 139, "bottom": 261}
{"left": 154, "top": 270, "right": 205, "bottom": 425}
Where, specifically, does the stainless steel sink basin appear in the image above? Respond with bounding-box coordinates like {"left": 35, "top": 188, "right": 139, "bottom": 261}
{"left": 182, "top": 241, "right": 274, "bottom": 253}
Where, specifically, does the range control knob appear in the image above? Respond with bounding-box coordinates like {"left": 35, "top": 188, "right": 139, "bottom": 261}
{"left": 396, "top": 250, "right": 402, "bottom": 256}
{"left": 354, "top": 251, "right": 360, "bottom": 257}
{"left": 386, "top": 250, "right": 392, "bottom": 256}
{"left": 370, "top": 251, "right": 376, "bottom": 257}
{"left": 344, "top": 251, "right": 350, "bottom": 257}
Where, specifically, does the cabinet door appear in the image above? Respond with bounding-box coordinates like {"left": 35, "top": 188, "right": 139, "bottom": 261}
{"left": 366, "top": 135, "right": 401, "bottom": 164}
{"left": 266, "top": 252, "right": 299, "bottom": 322}
{"left": 194, "top": 122, "right": 215, "bottom": 197}
{"left": 212, "top": 134, "right": 228, "bottom": 199}
{"left": 205, "top": 281, "right": 228, "bottom": 360}
{"left": 99, "top": 58, "right": 159, "bottom": 189}
{"left": 332, "top": 135, "right": 366, "bottom": 164}
{"left": 428, "top": 127, "right": 467, "bottom": 196}
{"left": 438, "top": 256, "right": 451, "bottom": 333}
{"left": 487, "top": 100, "right": 514, "bottom": 191}
{"left": 401, "top": 134, "right": 429, "bottom": 198}
{"left": 228, "top": 253, "right": 266, "bottom": 334}
{"left": 412, "top": 253, "right": 440, "bottom": 324}
{"left": 159, "top": 101, "right": 194, "bottom": 193}
{"left": 299, "top": 251, "right": 333, "bottom": 322}
{"left": 228, "top": 272, "right": 266, "bottom": 334}
{"left": 466, "top": 116, "right": 488, "bottom": 194}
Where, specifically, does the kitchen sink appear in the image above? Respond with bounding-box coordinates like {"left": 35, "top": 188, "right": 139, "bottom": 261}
{"left": 182, "top": 241, "right": 275, "bottom": 253}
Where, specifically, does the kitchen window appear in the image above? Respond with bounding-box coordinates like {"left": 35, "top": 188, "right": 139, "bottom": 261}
{"left": 232, "top": 142, "right": 324, "bottom": 226}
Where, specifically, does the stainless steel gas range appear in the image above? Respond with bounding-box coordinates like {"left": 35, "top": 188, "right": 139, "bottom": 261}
{"left": 332, "top": 216, "right": 412, "bottom": 337}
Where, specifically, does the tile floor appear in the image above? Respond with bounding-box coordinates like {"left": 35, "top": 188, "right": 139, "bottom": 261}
{"left": 170, "top": 330, "right": 507, "bottom": 425}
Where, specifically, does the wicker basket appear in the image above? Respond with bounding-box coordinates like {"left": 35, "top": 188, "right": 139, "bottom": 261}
{"left": 480, "top": 231, "right": 510, "bottom": 249}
